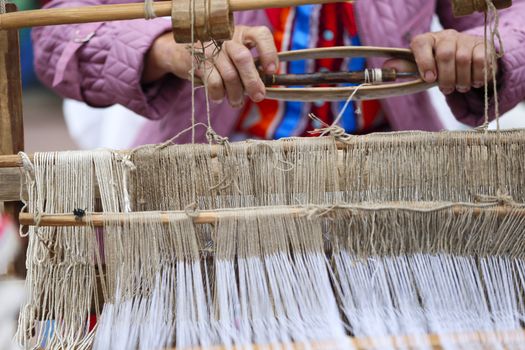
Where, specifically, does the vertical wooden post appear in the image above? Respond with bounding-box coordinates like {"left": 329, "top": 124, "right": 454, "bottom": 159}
{"left": 0, "top": 3, "right": 23, "bottom": 221}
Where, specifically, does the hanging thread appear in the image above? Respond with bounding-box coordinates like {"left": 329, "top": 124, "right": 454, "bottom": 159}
{"left": 480, "top": 0, "right": 504, "bottom": 131}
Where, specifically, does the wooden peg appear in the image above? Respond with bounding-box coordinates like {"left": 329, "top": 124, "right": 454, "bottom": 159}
{"left": 172, "top": 0, "right": 234, "bottom": 43}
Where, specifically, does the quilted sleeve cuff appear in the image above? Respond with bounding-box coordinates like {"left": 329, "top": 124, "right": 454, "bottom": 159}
{"left": 78, "top": 17, "right": 178, "bottom": 120}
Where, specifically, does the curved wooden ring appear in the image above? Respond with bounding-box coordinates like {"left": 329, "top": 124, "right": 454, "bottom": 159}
{"left": 265, "top": 46, "right": 437, "bottom": 102}
{"left": 172, "top": 0, "right": 233, "bottom": 44}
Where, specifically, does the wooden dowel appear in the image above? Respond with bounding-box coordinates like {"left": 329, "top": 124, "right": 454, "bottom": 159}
{"left": 18, "top": 207, "right": 306, "bottom": 226}
{"left": 0, "top": 0, "right": 349, "bottom": 30}
{"left": 262, "top": 69, "right": 401, "bottom": 86}
{"left": 17, "top": 204, "right": 525, "bottom": 227}
{"left": 0, "top": 140, "right": 347, "bottom": 168}
{"left": 164, "top": 328, "right": 525, "bottom": 350}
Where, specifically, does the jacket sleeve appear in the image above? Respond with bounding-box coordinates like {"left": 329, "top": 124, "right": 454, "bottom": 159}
{"left": 436, "top": 0, "right": 525, "bottom": 126}
{"left": 32, "top": 0, "right": 177, "bottom": 120}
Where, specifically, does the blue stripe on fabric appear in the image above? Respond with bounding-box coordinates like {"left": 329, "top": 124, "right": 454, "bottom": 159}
{"left": 274, "top": 5, "right": 314, "bottom": 139}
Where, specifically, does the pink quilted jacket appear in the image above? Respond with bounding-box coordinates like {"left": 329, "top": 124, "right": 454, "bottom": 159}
{"left": 32, "top": 0, "right": 525, "bottom": 145}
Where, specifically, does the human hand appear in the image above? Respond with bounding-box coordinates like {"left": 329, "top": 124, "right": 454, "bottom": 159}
{"left": 143, "top": 25, "right": 278, "bottom": 108}
{"left": 384, "top": 30, "right": 494, "bottom": 95}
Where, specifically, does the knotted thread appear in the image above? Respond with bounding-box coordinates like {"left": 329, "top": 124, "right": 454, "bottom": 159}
{"left": 308, "top": 113, "right": 353, "bottom": 144}
{"left": 479, "top": 0, "right": 504, "bottom": 131}
{"left": 144, "top": 0, "right": 156, "bottom": 20}
{"left": 474, "top": 191, "right": 516, "bottom": 206}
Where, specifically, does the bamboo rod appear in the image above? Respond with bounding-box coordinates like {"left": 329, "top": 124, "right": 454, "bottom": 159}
{"left": 17, "top": 204, "right": 525, "bottom": 227}
{"left": 0, "top": 141, "right": 347, "bottom": 168}
{"left": 164, "top": 328, "right": 525, "bottom": 350}
{"left": 0, "top": 0, "right": 350, "bottom": 30}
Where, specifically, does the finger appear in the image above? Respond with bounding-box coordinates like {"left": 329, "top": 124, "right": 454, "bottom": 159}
{"left": 200, "top": 62, "right": 226, "bottom": 104}
{"left": 455, "top": 37, "right": 477, "bottom": 93}
{"left": 242, "top": 26, "right": 279, "bottom": 74}
{"left": 214, "top": 43, "right": 245, "bottom": 107}
{"left": 410, "top": 33, "right": 437, "bottom": 83}
{"left": 382, "top": 58, "right": 418, "bottom": 75}
{"left": 435, "top": 35, "right": 457, "bottom": 94}
{"left": 472, "top": 42, "right": 487, "bottom": 88}
{"left": 226, "top": 41, "right": 266, "bottom": 102}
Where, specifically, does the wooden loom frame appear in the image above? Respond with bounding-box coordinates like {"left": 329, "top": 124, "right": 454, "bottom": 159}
{"left": 0, "top": 1, "right": 524, "bottom": 349}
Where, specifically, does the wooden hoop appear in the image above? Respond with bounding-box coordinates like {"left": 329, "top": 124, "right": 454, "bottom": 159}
{"left": 172, "top": 0, "right": 233, "bottom": 43}
{"left": 265, "top": 46, "right": 436, "bottom": 102}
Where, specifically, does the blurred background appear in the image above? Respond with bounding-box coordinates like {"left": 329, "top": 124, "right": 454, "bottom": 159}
{"left": 15, "top": 0, "right": 77, "bottom": 153}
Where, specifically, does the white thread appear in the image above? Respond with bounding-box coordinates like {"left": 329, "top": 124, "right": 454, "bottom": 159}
{"left": 144, "top": 0, "right": 156, "bottom": 20}
{"left": 120, "top": 154, "right": 136, "bottom": 213}
{"left": 18, "top": 152, "right": 35, "bottom": 237}
{"left": 0, "top": 0, "right": 6, "bottom": 14}
{"left": 364, "top": 68, "right": 383, "bottom": 85}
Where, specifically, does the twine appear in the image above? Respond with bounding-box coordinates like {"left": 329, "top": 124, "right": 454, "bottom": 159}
{"left": 479, "top": 0, "right": 504, "bottom": 132}
{"left": 144, "top": 0, "right": 156, "bottom": 20}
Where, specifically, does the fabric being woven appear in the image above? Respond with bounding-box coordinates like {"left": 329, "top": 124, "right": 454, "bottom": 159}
{"left": 15, "top": 130, "right": 525, "bottom": 349}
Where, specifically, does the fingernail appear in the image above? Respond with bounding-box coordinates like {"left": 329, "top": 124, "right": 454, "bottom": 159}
{"left": 231, "top": 100, "right": 244, "bottom": 108}
{"left": 441, "top": 87, "right": 454, "bottom": 95}
{"left": 424, "top": 71, "right": 436, "bottom": 82}
{"left": 253, "top": 93, "right": 265, "bottom": 102}
{"left": 456, "top": 85, "right": 470, "bottom": 93}
{"left": 212, "top": 98, "right": 223, "bottom": 104}
{"left": 266, "top": 63, "right": 276, "bottom": 74}
{"left": 472, "top": 81, "right": 483, "bottom": 88}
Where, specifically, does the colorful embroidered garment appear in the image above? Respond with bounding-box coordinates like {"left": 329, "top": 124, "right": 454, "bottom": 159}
{"left": 236, "top": 3, "right": 386, "bottom": 139}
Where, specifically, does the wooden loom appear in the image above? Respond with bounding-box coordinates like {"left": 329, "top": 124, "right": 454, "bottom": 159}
{"left": 0, "top": 0, "right": 525, "bottom": 349}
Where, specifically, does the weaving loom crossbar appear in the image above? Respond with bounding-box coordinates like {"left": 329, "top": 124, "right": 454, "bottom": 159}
{"left": 16, "top": 203, "right": 525, "bottom": 227}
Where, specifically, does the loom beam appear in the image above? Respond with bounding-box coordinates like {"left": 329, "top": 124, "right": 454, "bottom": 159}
{"left": 17, "top": 203, "right": 524, "bottom": 227}
{"left": 0, "top": 0, "right": 349, "bottom": 30}
{"left": 0, "top": 0, "right": 513, "bottom": 31}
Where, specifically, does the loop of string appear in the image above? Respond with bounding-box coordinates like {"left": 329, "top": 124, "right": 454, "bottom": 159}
{"left": 247, "top": 141, "right": 296, "bottom": 172}
{"left": 474, "top": 190, "right": 515, "bottom": 206}
{"left": 144, "top": 0, "right": 156, "bottom": 20}
{"left": 308, "top": 69, "right": 383, "bottom": 143}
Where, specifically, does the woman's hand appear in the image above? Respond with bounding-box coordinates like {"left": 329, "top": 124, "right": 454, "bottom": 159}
{"left": 384, "top": 29, "right": 493, "bottom": 95}
{"left": 143, "top": 25, "right": 278, "bottom": 108}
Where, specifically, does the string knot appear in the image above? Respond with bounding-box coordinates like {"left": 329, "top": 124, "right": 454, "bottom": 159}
{"left": 304, "top": 204, "right": 338, "bottom": 220}
{"left": 308, "top": 114, "right": 353, "bottom": 144}
{"left": 206, "top": 127, "right": 230, "bottom": 146}
{"left": 184, "top": 202, "right": 200, "bottom": 218}
{"left": 474, "top": 191, "right": 515, "bottom": 206}
{"left": 121, "top": 154, "right": 137, "bottom": 172}
{"left": 144, "top": 0, "right": 156, "bottom": 20}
